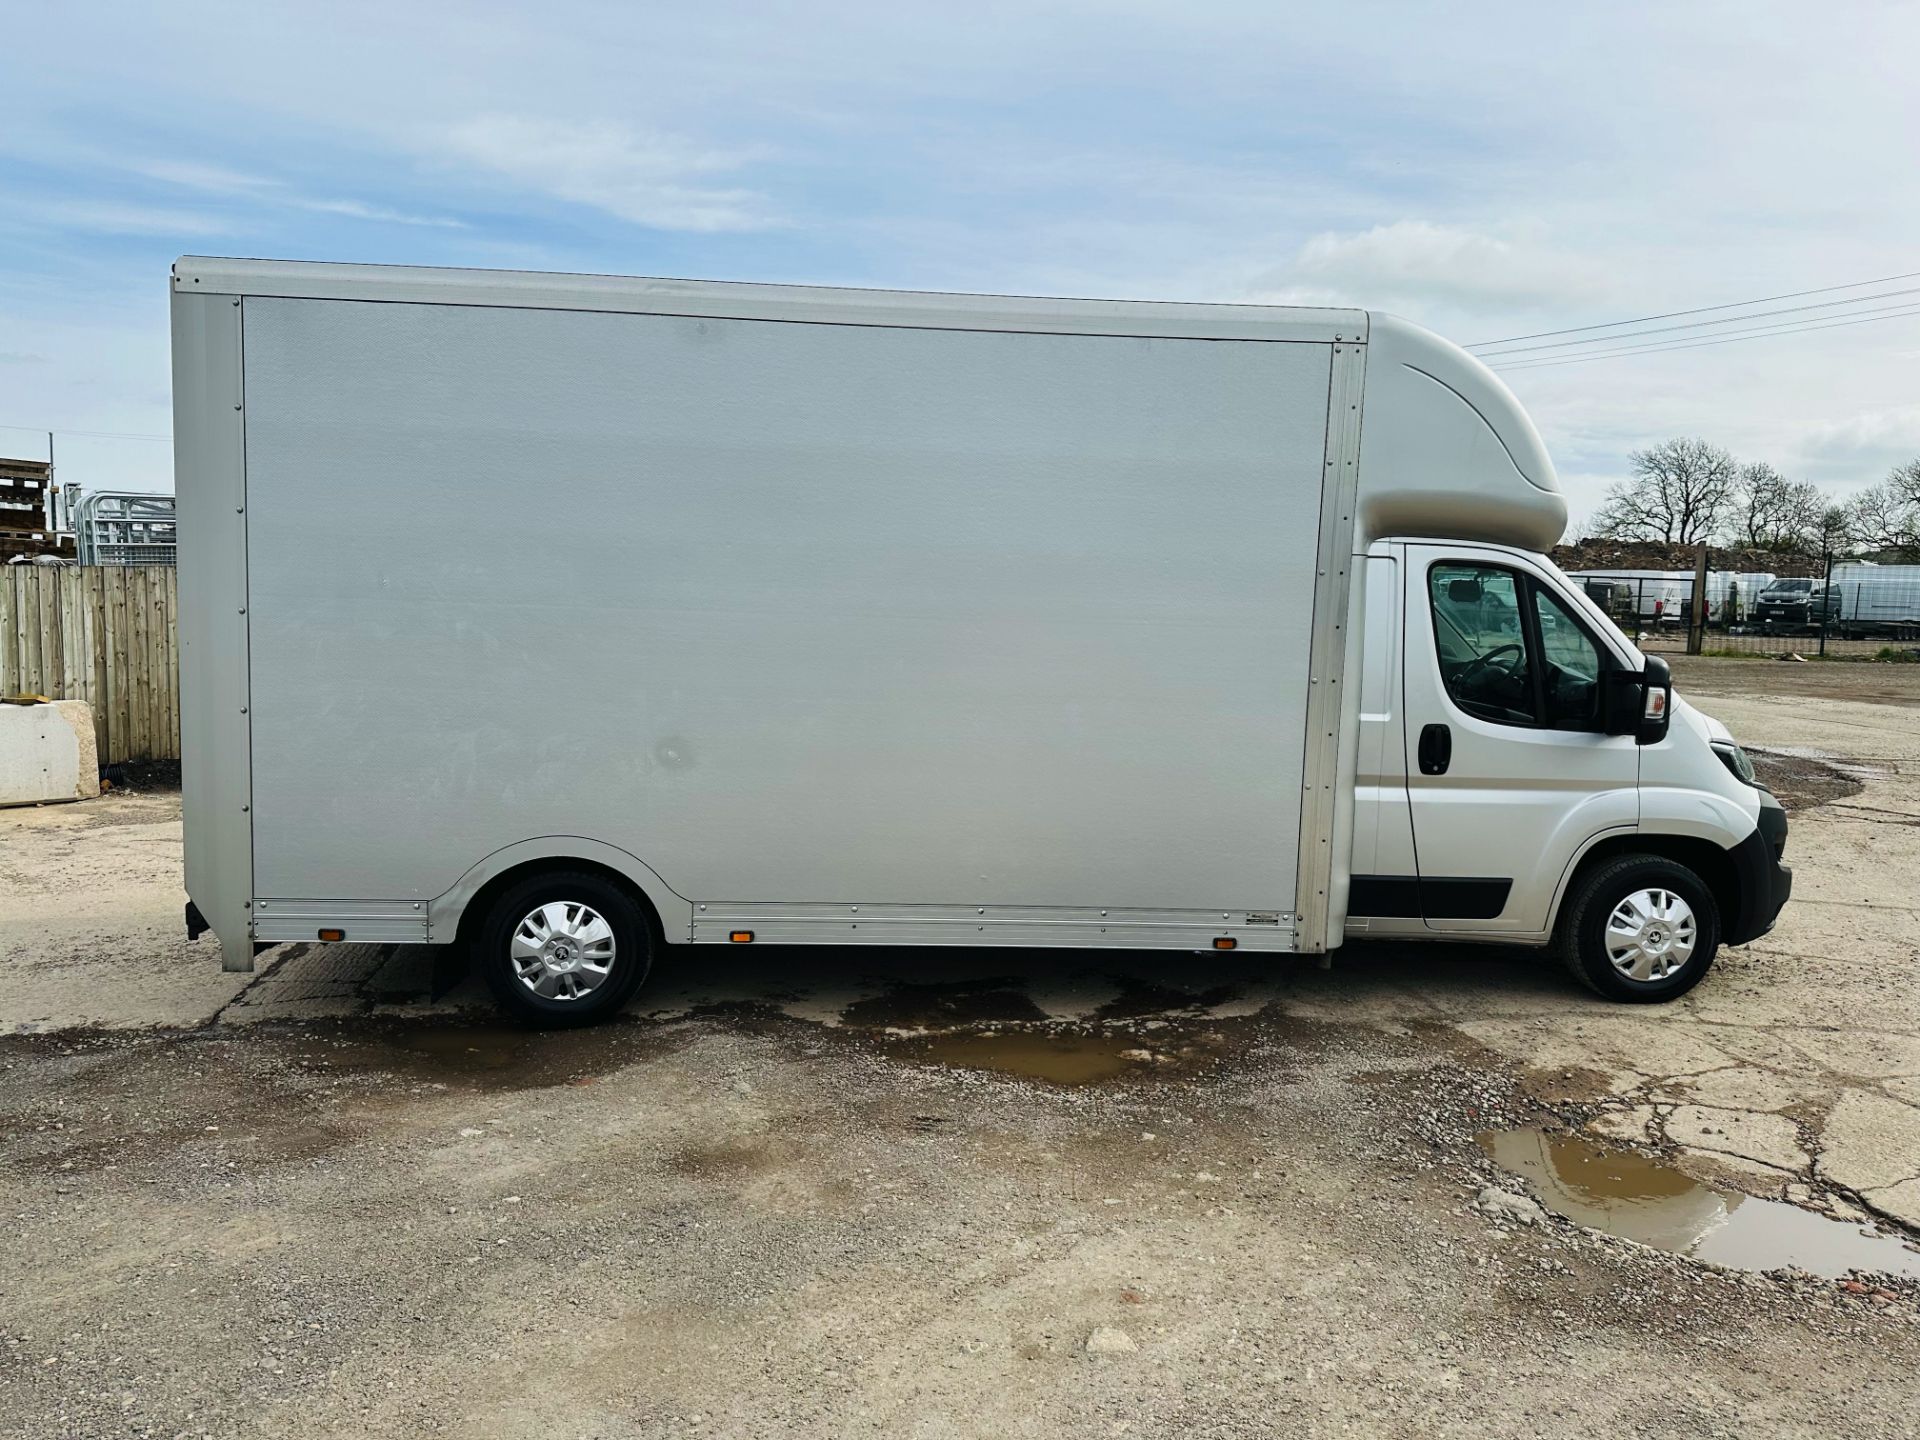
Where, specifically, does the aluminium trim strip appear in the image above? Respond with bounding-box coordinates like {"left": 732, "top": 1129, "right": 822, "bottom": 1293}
{"left": 173, "top": 258, "right": 1369, "bottom": 347}
{"left": 1293, "top": 339, "right": 1370, "bottom": 952}
{"left": 690, "top": 919, "right": 1299, "bottom": 952}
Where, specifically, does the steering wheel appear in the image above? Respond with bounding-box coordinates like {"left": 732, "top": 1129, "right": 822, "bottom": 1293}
{"left": 1458, "top": 643, "right": 1526, "bottom": 682}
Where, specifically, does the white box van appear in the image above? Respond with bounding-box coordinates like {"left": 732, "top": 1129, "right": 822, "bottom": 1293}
{"left": 171, "top": 258, "right": 1791, "bottom": 1025}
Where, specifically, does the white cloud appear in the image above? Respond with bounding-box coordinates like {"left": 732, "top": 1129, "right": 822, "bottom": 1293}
{"left": 296, "top": 198, "right": 462, "bottom": 229}
{"left": 18, "top": 199, "right": 232, "bottom": 237}
{"left": 437, "top": 115, "right": 776, "bottom": 233}
{"left": 1250, "top": 221, "right": 1609, "bottom": 319}
{"left": 1796, "top": 404, "right": 1920, "bottom": 474}
{"left": 135, "top": 159, "right": 463, "bottom": 228}
{"left": 133, "top": 160, "right": 263, "bottom": 194}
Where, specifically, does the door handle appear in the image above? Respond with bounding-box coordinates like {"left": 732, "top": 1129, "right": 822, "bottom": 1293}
{"left": 1418, "top": 723, "right": 1452, "bottom": 775}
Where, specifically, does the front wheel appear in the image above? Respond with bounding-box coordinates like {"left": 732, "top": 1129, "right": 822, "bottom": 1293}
{"left": 477, "top": 871, "right": 652, "bottom": 1028}
{"left": 1554, "top": 854, "right": 1720, "bottom": 1003}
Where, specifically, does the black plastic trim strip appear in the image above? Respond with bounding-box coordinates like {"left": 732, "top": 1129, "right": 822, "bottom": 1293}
{"left": 1350, "top": 875, "right": 1512, "bottom": 920}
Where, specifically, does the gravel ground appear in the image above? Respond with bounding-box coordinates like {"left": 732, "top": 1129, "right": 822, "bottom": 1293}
{"left": 2, "top": 657, "right": 1918, "bottom": 1438}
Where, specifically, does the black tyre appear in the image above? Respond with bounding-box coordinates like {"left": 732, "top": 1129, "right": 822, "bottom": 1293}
{"left": 1553, "top": 854, "right": 1719, "bottom": 1003}
{"left": 476, "top": 870, "right": 652, "bottom": 1028}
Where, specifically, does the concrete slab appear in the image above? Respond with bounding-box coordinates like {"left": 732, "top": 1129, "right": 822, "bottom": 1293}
{"left": 0, "top": 699, "right": 98, "bottom": 807}
{"left": 1818, "top": 1090, "right": 1920, "bottom": 1195}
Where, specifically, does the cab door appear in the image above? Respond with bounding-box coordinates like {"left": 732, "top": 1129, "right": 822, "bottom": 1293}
{"left": 1400, "top": 544, "right": 1638, "bottom": 934}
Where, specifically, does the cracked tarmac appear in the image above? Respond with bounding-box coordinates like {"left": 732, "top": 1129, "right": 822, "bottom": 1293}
{"left": 2, "top": 656, "right": 1918, "bottom": 1437}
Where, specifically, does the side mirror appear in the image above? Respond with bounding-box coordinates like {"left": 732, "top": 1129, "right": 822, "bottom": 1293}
{"left": 1602, "top": 655, "right": 1672, "bottom": 744}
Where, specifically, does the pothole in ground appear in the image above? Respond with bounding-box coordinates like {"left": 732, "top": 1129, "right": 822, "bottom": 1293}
{"left": 880, "top": 1027, "right": 1199, "bottom": 1085}
{"left": 286, "top": 1018, "right": 674, "bottom": 1090}
{"left": 1747, "top": 747, "right": 1869, "bottom": 811}
{"left": 1480, "top": 1128, "right": 1920, "bottom": 1280}
{"left": 832, "top": 977, "right": 1259, "bottom": 1086}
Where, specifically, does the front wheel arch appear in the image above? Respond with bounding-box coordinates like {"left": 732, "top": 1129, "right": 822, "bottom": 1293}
{"left": 1552, "top": 851, "right": 1723, "bottom": 1002}
{"left": 1550, "top": 833, "right": 1739, "bottom": 946}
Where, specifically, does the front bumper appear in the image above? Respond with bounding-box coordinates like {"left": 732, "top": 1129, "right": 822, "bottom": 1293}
{"left": 1724, "top": 793, "right": 1792, "bottom": 945}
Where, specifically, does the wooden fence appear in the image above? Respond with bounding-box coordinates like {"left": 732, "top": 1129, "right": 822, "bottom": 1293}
{"left": 0, "top": 566, "right": 179, "bottom": 764}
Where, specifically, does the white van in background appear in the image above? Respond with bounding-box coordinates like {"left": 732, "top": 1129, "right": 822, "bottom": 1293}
{"left": 171, "top": 259, "right": 1792, "bottom": 1026}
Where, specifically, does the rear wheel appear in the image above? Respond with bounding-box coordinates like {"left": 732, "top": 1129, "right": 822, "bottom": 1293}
{"left": 477, "top": 871, "right": 652, "bottom": 1028}
{"left": 1554, "top": 854, "right": 1720, "bottom": 1003}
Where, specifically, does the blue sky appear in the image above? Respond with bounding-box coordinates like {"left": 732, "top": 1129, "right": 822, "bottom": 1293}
{"left": 5, "top": 1, "right": 1920, "bottom": 526}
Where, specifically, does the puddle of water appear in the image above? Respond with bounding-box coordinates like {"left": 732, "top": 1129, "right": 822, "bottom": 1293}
{"left": 894, "top": 1029, "right": 1155, "bottom": 1086}
{"left": 291, "top": 1020, "right": 664, "bottom": 1090}
{"left": 1090, "top": 976, "right": 1243, "bottom": 1021}
{"left": 1480, "top": 1129, "right": 1920, "bottom": 1280}
{"left": 392, "top": 1025, "right": 541, "bottom": 1071}
{"left": 840, "top": 982, "right": 1049, "bottom": 1030}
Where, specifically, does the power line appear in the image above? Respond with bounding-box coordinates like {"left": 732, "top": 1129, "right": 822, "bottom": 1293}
{"left": 0, "top": 422, "right": 171, "bottom": 443}
{"left": 1494, "top": 304, "right": 1920, "bottom": 370}
{"left": 1490, "top": 303, "right": 1920, "bottom": 372}
{"left": 1467, "top": 268, "right": 1920, "bottom": 349}
{"left": 1475, "top": 285, "right": 1920, "bottom": 358}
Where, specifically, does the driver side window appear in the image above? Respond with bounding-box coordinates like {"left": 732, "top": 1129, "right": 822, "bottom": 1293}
{"left": 1428, "top": 565, "right": 1536, "bottom": 725}
{"left": 1427, "top": 562, "right": 1608, "bottom": 731}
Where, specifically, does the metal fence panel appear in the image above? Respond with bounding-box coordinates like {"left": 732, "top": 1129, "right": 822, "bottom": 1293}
{"left": 75, "top": 491, "right": 178, "bottom": 567}
{"left": 1570, "top": 558, "right": 1920, "bottom": 661}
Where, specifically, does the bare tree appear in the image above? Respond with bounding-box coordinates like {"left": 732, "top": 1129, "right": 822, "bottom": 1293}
{"left": 1816, "top": 503, "right": 1852, "bottom": 556}
{"left": 1848, "top": 458, "right": 1920, "bottom": 556}
{"left": 1592, "top": 438, "right": 1737, "bottom": 545}
{"left": 1725, "top": 462, "right": 1825, "bottom": 551}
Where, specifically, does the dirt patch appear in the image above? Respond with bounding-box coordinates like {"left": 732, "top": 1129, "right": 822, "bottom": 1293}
{"left": 1668, "top": 654, "right": 1920, "bottom": 708}
{"left": 98, "top": 758, "right": 181, "bottom": 793}
{"left": 284, "top": 1016, "right": 683, "bottom": 1092}
{"left": 1749, "top": 749, "right": 1867, "bottom": 811}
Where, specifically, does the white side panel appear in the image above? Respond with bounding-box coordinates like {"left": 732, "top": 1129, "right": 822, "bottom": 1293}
{"left": 1347, "top": 553, "right": 1414, "bottom": 879}
{"left": 172, "top": 290, "right": 256, "bottom": 971}
{"left": 240, "top": 298, "right": 1334, "bottom": 920}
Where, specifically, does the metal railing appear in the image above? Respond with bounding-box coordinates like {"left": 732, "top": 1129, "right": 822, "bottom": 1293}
{"left": 74, "top": 490, "right": 177, "bottom": 566}
{"left": 1569, "top": 557, "right": 1920, "bottom": 659}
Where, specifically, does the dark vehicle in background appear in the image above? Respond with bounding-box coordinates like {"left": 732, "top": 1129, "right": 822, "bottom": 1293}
{"left": 1576, "top": 578, "right": 1637, "bottom": 625}
{"left": 1754, "top": 578, "right": 1840, "bottom": 633}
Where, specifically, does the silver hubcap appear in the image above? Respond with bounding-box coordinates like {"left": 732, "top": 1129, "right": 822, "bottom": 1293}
{"left": 1605, "top": 887, "right": 1697, "bottom": 982}
{"left": 510, "top": 901, "right": 616, "bottom": 1001}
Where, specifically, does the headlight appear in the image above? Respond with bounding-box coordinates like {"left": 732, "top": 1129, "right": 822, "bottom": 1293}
{"left": 1712, "top": 740, "right": 1760, "bottom": 788}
